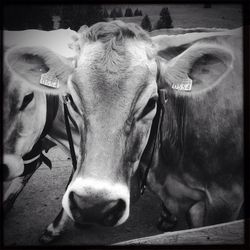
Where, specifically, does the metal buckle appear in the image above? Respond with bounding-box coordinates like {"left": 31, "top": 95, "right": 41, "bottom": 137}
{"left": 63, "top": 94, "right": 70, "bottom": 104}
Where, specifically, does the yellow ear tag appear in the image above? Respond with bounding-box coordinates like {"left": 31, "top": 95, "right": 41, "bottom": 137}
{"left": 172, "top": 76, "right": 192, "bottom": 92}
{"left": 40, "top": 71, "right": 60, "bottom": 89}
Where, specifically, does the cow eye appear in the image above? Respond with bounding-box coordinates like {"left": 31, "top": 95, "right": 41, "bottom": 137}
{"left": 138, "top": 96, "right": 158, "bottom": 119}
{"left": 19, "top": 92, "right": 34, "bottom": 111}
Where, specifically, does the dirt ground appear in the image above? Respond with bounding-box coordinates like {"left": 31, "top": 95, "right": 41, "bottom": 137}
{"left": 3, "top": 146, "right": 187, "bottom": 246}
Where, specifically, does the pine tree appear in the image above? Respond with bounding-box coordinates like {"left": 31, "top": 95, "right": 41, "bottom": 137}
{"left": 4, "top": 5, "right": 105, "bottom": 31}
{"left": 138, "top": 10, "right": 143, "bottom": 16}
{"left": 156, "top": 7, "right": 173, "bottom": 29}
{"left": 103, "top": 8, "right": 109, "bottom": 18}
{"left": 4, "top": 5, "right": 54, "bottom": 30}
{"left": 124, "top": 7, "right": 133, "bottom": 17}
{"left": 110, "top": 8, "right": 117, "bottom": 18}
{"left": 134, "top": 8, "right": 139, "bottom": 16}
{"left": 141, "top": 15, "right": 152, "bottom": 32}
{"left": 61, "top": 5, "right": 105, "bottom": 31}
{"left": 117, "top": 7, "right": 123, "bottom": 17}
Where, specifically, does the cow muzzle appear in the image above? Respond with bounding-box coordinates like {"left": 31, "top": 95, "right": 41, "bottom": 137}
{"left": 3, "top": 154, "right": 24, "bottom": 181}
{"left": 62, "top": 178, "right": 130, "bottom": 227}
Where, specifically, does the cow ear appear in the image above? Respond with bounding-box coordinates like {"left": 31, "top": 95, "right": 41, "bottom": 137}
{"left": 152, "top": 28, "right": 240, "bottom": 54}
{"left": 78, "top": 25, "right": 88, "bottom": 34}
{"left": 5, "top": 46, "right": 74, "bottom": 95}
{"left": 158, "top": 43, "right": 234, "bottom": 95}
{"left": 76, "top": 25, "right": 89, "bottom": 53}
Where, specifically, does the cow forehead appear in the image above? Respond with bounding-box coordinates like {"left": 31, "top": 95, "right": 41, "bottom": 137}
{"left": 77, "top": 39, "right": 155, "bottom": 67}
{"left": 71, "top": 39, "right": 157, "bottom": 118}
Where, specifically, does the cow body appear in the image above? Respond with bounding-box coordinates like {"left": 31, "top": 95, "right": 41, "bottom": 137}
{"left": 144, "top": 27, "right": 243, "bottom": 228}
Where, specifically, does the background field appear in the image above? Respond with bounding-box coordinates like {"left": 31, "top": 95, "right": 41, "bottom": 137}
{"left": 105, "top": 4, "right": 242, "bottom": 29}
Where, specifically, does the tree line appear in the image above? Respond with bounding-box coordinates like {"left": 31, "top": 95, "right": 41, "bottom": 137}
{"left": 4, "top": 5, "right": 173, "bottom": 32}
{"left": 104, "top": 7, "right": 143, "bottom": 19}
{"left": 4, "top": 5, "right": 105, "bottom": 31}
{"left": 141, "top": 7, "right": 173, "bottom": 32}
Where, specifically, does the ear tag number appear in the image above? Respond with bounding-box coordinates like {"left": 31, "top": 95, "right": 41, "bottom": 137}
{"left": 172, "top": 77, "right": 192, "bottom": 92}
{"left": 40, "top": 71, "right": 60, "bottom": 89}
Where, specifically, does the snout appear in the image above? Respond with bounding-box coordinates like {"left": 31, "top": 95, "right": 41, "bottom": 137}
{"left": 3, "top": 154, "right": 24, "bottom": 181}
{"left": 62, "top": 178, "right": 130, "bottom": 227}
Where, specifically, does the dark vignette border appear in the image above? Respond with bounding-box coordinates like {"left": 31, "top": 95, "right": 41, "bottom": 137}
{"left": 0, "top": 0, "right": 249, "bottom": 250}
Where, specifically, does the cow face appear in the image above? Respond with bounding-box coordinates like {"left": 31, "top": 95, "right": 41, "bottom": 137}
{"left": 3, "top": 60, "right": 47, "bottom": 181}
{"left": 62, "top": 22, "right": 158, "bottom": 226}
{"left": 3, "top": 29, "right": 78, "bottom": 181}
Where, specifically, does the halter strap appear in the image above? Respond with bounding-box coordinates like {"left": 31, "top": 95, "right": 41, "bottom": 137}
{"left": 63, "top": 94, "right": 77, "bottom": 172}
{"left": 22, "top": 95, "right": 59, "bottom": 174}
{"left": 140, "top": 89, "right": 168, "bottom": 195}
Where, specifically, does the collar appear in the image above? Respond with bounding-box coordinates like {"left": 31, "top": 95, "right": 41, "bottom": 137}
{"left": 22, "top": 95, "right": 59, "bottom": 173}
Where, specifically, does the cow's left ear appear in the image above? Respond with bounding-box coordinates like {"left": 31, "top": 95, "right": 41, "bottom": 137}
{"left": 5, "top": 46, "right": 74, "bottom": 95}
{"left": 158, "top": 43, "right": 234, "bottom": 95}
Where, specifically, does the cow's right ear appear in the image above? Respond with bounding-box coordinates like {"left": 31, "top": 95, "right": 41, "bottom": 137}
{"left": 5, "top": 46, "right": 74, "bottom": 95}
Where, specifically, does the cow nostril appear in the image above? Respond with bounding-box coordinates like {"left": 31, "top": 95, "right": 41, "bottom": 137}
{"left": 69, "top": 191, "right": 78, "bottom": 209}
{"left": 109, "top": 199, "right": 126, "bottom": 215}
{"left": 2, "top": 164, "right": 9, "bottom": 181}
{"left": 102, "top": 199, "right": 126, "bottom": 226}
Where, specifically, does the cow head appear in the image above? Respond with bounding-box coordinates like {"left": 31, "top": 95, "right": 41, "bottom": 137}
{"left": 3, "top": 54, "right": 48, "bottom": 181}
{"left": 3, "top": 29, "right": 78, "bottom": 181}
{"left": 61, "top": 21, "right": 159, "bottom": 226}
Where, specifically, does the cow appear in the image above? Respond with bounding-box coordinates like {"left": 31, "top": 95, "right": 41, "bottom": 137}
{"left": 145, "top": 26, "right": 244, "bottom": 230}
{"left": 3, "top": 28, "right": 80, "bottom": 211}
{"left": 4, "top": 21, "right": 243, "bottom": 243}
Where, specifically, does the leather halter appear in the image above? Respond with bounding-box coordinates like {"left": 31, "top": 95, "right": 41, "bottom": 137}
{"left": 63, "top": 94, "right": 77, "bottom": 172}
{"left": 139, "top": 58, "right": 167, "bottom": 195}
{"left": 140, "top": 89, "right": 167, "bottom": 195}
{"left": 21, "top": 95, "right": 59, "bottom": 176}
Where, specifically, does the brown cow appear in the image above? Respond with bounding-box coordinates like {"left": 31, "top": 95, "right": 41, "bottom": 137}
{"left": 3, "top": 29, "right": 79, "bottom": 212}
{"left": 4, "top": 21, "right": 243, "bottom": 243}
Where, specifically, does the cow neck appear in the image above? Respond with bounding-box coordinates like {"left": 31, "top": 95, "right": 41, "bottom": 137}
{"left": 22, "top": 95, "right": 59, "bottom": 175}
